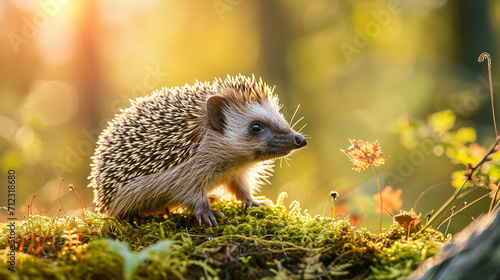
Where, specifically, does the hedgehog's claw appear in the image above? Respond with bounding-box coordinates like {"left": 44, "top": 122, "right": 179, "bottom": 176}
{"left": 243, "top": 199, "right": 270, "bottom": 210}
{"left": 196, "top": 208, "right": 224, "bottom": 226}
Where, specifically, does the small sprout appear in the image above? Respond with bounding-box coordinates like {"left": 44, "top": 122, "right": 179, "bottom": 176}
{"left": 238, "top": 256, "right": 252, "bottom": 266}
{"left": 341, "top": 139, "right": 386, "bottom": 172}
{"left": 104, "top": 239, "right": 173, "bottom": 280}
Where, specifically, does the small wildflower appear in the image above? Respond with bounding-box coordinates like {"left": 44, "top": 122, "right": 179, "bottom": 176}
{"left": 341, "top": 139, "right": 386, "bottom": 172}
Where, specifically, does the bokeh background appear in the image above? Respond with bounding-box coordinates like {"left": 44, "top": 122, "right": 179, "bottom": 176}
{"left": 1, "top": 0, "right": 500, "bottom": 233}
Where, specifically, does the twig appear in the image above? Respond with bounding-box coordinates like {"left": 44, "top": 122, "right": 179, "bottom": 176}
{"left": 479, "top": 52, "right": 497, "bottom": 137}
{"left": 208, "top": 234, "right": 321, "bottom": 252}
{"left": 436, "top": 192, "right": 491, "bottom": 231}
{"left": 456, "top": 185, "right": 481, "bottom": 200}
{"left": 422, "top": 136, "right": 500, "bottom": 233}
{"left": 464, "top": 135, "right": 500, "bottom": 181}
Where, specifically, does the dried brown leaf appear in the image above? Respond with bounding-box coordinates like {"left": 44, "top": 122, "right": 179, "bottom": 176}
{"left": 341, "top": 139, "right": 386, "bottom": 172}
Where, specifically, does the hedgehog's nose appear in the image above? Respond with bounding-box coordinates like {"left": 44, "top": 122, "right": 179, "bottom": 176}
{"left": 294, "top": 135, "right": 307, "bottom": 148}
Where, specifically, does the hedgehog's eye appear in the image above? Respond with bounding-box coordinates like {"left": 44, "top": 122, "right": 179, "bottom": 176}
{"left": 250, "top": 123, "right": 264, "bottom": 134}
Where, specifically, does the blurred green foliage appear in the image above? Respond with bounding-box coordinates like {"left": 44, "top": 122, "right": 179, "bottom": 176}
{"left": 394, "top": 109, "right": 500, "bottom": 190}
{"left": 1, "top": 0, "right": 500, "bottom": 233}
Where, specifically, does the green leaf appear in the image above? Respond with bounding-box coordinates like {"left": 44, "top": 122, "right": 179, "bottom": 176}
{"left": 103, "top": 239, "right": 139, "bottom": 280}
{"left": 454, "top": 148, "right": 475, "bottom": 166}
{"left": 455, "top": 127, "right": 477, "bottom": 144}
{"left": 137, "top": 239, "right": 173, "bottom": 261}
{"left": 428, "top": 110, "right": 456, "bottom": 131}
{"left": 103, "top": 239, "right": 173, "bottom": 280}
{"left": 451, "top": 170, "right": 466, "bottom": 188}
{"left": 486, "top": 164, "right": 500, "bottom": 179}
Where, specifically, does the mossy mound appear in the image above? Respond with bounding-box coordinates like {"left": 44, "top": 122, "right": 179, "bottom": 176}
{"left": 1, "top": 193, "right": 447, "bottom": 279}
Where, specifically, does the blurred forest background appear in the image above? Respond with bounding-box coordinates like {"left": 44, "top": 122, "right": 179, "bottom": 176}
{"left": 1, "top": 0, "right": 500, "bottom": 233}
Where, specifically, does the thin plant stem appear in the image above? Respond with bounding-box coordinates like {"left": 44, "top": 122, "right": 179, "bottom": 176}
{"left": 322, "top": 193, "right": 330, "bottom": 217}
{"left": 479, "top": 52, "right": 497, "bottom": 137}
{"left": 332, "top": 200, "right": 336, "bottom": 217}
{"left": 57, "top": 178, "right": 67, "bottom": 216}
{"left": 423, "top": 178, "right": 467, "bottom": 232}
{"left": 413, "top": 181, "right": 451, "bottom": 212}
{"left": 444, "top": 206, "right": 455, "bottom": 236}
{"left": 68, "top": 185, "right": 86, "bottom": 220}
{"left": 489, "top": 181, "right": 500, "bottom": 213}
{"left": 456, "top": 185, "right": 481, "bottom": 200}
{"left": 436, "top": 192, "right": 491, "bottom": 231}
{"left": 478, "top": 52, "right": 500, "bottom": 214}
{"left": 372, "top": 165, "right": 383, "bottom": 232}
{"left": 421, "top": 136, "right": 500, "bottom": 234}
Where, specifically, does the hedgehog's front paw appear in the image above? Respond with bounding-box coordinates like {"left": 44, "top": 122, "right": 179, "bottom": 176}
{"left": 196, "top": 207, "right": 224, "bottom": 226}
{"left": 243, "top": 199, "right": 270, "bottom": 210}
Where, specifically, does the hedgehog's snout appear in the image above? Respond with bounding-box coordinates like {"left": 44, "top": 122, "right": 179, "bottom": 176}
{"left": 293, "top": 134, "right": 307, "bottom": 148}
{"left": 263, "top": 133, "right": 307, "bottom": 159}
{"left": 282, "top": 133, "right": 307, "bottom": 151}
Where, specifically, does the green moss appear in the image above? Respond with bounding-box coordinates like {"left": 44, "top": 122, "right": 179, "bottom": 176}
{"left": 1, "top": 193, "right": 448, "bottom": 279}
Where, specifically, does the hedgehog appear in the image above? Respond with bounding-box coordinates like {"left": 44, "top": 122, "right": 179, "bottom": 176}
{"left": 88, "top": 75, "right": 307, "bottom": 226}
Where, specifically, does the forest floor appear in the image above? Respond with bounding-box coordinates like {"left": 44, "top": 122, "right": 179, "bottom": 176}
{"left": 0, "top": 193, "right": 447, "bottom": 280}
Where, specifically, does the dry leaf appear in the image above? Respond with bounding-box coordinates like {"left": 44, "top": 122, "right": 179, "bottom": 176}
{"left": 341, "top": 139, "right": 386, "bottom": 172}
{"left": 373, "top": 186, "right": 403, "bottom": 214}
{"left": 393, "top": 209, "right": 422, "bottom": 234}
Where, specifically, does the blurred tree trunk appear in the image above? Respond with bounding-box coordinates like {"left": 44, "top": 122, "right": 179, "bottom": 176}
{"left": 454, "top": 1, "right": 494, "bottom": 72}
{"left": 76, "top": 0, "right": 101, "bottom": 129}
{"left": 256, "top": 0, "right": 294, "bottom": 111}
{"left": 454, "top": 1, "right": 496, "bottom": 126}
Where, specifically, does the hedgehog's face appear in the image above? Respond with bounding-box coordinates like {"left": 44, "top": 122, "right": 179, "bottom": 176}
{"left": 207, "top": 95, "right": 307, "bottom": 162}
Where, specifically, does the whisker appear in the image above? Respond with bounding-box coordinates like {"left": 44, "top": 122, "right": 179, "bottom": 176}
{"left": 280, "top": 158, "right": 283, "bottom": 168}
{"left": 284, "top": 157, "right": 291, "bottom": 167}
{"left": 298, "top": 123, "right": 308, "bottom": 134}
{"left": 291, "top": 117, "right": 304, "bottom": 130}
{"left": 289, "top": 104, "right": 301, "bottom": 126}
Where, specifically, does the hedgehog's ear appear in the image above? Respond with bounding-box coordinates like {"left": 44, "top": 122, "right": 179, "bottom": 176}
{"left": 207, "top": 96, "right": 227, "bottom": 132}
